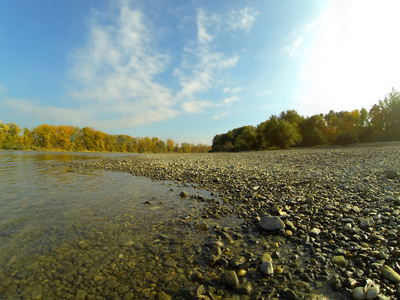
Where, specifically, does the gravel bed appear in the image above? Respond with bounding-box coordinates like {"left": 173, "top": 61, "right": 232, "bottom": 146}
{"left": 65, "top": 146, "right": 400, "bottom": 300}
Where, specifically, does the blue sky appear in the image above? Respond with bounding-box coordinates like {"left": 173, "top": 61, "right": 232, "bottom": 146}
{"left": 1, "top": 0, "right": 399, "bottom": 144}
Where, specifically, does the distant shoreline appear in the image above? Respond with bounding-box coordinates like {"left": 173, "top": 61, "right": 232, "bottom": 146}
{"left": 2, "top": 140, "right": 400, "bottom": 154}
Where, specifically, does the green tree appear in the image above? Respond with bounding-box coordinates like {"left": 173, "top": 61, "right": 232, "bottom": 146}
{"left": 105, "top": 135, "right": 119, "bottom": 152}
{"left": 300, "top": 114, "right": 327, "bottom": 146}
{"left": 234, "top": 126, "right": 257, "bottom": 151}
{"left": 55, "top": 125, "right": 75, "bottom": 150}
{"left": 181, "top": 142, "right": 192, "bottom": 153}
{"left": 23, "top": 128, "right": 34, "bottom": 149}
{"left": 0, "top": 122, "right": 22, "bottom": 149}
{"left": 166, "top": 139, "right": 175, "bottom": 152}
{"left": 262, "top": 117, "right": 302, "bottom": 149}
{"left": 32, "top": 124, "right": 53, "bottom": 149}
{"left": 369, "top": 88, "right": 400, "bottom": 140}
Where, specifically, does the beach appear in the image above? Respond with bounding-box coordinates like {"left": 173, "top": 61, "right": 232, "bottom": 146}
{"left": 63, "top": 145, "right": 400, "bottom": 299}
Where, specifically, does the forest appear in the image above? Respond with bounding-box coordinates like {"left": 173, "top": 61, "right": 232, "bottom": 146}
{"left": 212, "top": 88, "right": 400, "bottom": 151}
{"left": 0, "top": 123, "right": 211, "bottom": 153}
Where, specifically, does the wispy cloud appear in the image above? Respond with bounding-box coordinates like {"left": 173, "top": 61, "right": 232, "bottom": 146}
{"left": 176, "top": 7, "right": 257, "bottom": 114}
{"left": 222, "top": 95, "right": 239, "bottom": 105}
{"left": 226, "top": 7, "right": 259, "bottom": 33}
{"left": 223, "top": 87, "right": 243, "bottom": 94}
{"left": 281, "top": 21, "right": 318, "bottom": 57}
{"left": 4, "top": 2, "right": 258, "bottom": 129}
{"left": 68, "top": 2, "right": 179, "bottom": 127}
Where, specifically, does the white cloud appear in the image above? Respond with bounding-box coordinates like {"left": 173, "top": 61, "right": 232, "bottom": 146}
{"left": 5, "top": 3, "right": 258, "bottom": 128}
{"left": 282, "top": 20, "right": 318, "bottom": 58}
{"left": 196, "top": 9, "right": 214, "bottom": 44}
{"left": 174, "top": 7, "right": 254, "bottom": 111}
{"left": 182, "top": 100, "right": 214, "bottom": 113}
{"left": 226, "top": 7, "right": 259, "bottom": 33}
{"left": 223, "top": 95, "right": 239, "bottom": 105}
{"left": 68, "top": 2, "right": 179, "bottom": 127}
{"left": 295, "top": 0, "right": 400, "bottom": 115}
{"left": 223, "top": 86, "right": 243, "bottom": 94}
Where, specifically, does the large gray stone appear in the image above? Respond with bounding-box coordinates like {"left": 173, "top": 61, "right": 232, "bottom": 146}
{"left": 381, "top": 265, "right": 400, "bottom": 282}
{"left": 360, "top": 218, "right": 374, "bottom": 230}
{"left": 260, "top": 261, "right": 274, "bottom": 275}
{"left": 221, "top": 270, "right": 239, "bottom": 287}
{"left": 259, "top": 216, "right": 285, "bottom": 231}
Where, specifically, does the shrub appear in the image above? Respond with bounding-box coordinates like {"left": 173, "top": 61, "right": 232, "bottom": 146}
{"left": 334, "top": 131, "right": 359, "bottom": 145}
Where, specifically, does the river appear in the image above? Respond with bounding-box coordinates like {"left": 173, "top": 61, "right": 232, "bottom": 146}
{"left": 0, "top": 150, "right": 217, "bottom": 299}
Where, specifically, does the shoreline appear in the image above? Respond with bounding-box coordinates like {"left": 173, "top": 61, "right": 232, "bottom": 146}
{"left": 67, "top": 145, "right": 400, "bottom": 299}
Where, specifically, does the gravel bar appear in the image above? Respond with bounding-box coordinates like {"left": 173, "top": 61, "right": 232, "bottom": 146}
{"left": 66, "top": 145, "right": 400, "bottom": 300}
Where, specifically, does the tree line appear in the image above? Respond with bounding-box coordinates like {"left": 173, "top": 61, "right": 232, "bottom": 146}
{"left": 212, "top": 88, "right": 400, "bottom": 151}
{"left": 0, "top": 123, "right": 211, "bottom": 153}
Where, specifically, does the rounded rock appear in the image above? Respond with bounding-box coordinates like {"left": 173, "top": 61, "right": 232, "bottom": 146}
{"left": 259, "top": 216, "right": 285, "bottom": 231}
{"left": 260, "top": 261, "right": 274, "bottom": 275}
{"left": 381, "top": 265, "right": 400, "bottom": 283}
{"left": 352, "top": 286, "right": 366, "bottom": 300}
{"left": 365, "top": 285, "right": 380, "bottom": 299}
{"left": 221, "top": 270, "right": 239, "bottom": 287}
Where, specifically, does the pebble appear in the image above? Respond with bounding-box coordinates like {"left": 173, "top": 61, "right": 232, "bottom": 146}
{"left": 163, "top": 258, "right": 177, "bottom": 268}
{"left": 309, "top": 228, "right": 321, "bottom": 237}
{"left": 352, "top": 286, "right": 366, "bottom": 300}
{"left": 365, "top": 285, "right": 380, "bottom": 299}
{"left": 381, "top": 265, "right": 400, "bottom": 282}
{"left": 260, "top": 261, "right": 274, "bottom": 275}
{"left": 332, "top": 255, "right": 346, "bottom": 267}
{"left": 158, "top": 291, "right": 172, "bottom": 300}
{"left": 360, "top": 218, "right": 374, "bottom": 230}
{"left": 221, "top": 270, "right": 239, "bottom": 287}
{"left": 259, "top": 216, "right": 285, "bottom": 230}
{"left": 6, "top": 146, "right": 396, "bottom": 300}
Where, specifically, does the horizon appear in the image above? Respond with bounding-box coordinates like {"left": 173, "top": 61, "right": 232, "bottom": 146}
{"left": 1, "top": 0, "right": 399, "bottom": 144}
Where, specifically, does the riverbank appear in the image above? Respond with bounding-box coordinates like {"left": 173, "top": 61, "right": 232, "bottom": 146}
{"left": 67, "top": 145, "right": 400, "bottom": 299}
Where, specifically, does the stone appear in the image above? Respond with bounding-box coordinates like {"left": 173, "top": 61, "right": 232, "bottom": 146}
{"left": 259, "top": 216, "right": 285, "bottom": 230}
{"left": 360, "top": 218, "right": 374, "bottom": 230}
{"left": 305, "top": 196, "right": 314, "bottom": 204}
{"left": 365, "top": 285, "right": 379, "bottom": 299}
{"left": 163, "top": 258, "right": 177, "bottom": 268}
{"left": 381, "top": 265, "right": 400, "bottom": 282}
{"left": 260, "top": 261, "right": 274, "bottom": 275}
{"left": 180, "top": 191, "right": 189, "bottom": 197}
{"left": 234, "top": 282, "right": 252, "bottom": 294}
{"left": 303, "top": 294, "right": 330, "bottom": 300}
{"left": 76, "top": 290, "right": 87, "bottom": 300}
{"left": 104, "top": 277, "right": 120, "bottom": 289}
{"left": 221, "top": 270, "right": 239, "bottom": 287}
{"left": 352, "top": 286, "right": 366, "bottom": 300}
{"left": 189, "top": 271, "right": 203, "bottom": 282}
{"left": 260, "top": 252, "right": 272, "bottom": 263}
{"left": 324, "top": 204, "right": 338, "bottom": 211}
{"left": 158, "top": 291, "right": 172, "bottom": 300}
{"left": 332, "top": 255, "right": 346, "bottom": 267}
{"left": 385, "top": 169, "right": 398, "bottom": 179}
{"left": 122, "top": 293, "right": 134, "bottom": 300}
{"left": 271, "top": 205, "right": 284, "bottom": 215}
{"left": 309, "top": 228, "right": 321, "bottom": 237}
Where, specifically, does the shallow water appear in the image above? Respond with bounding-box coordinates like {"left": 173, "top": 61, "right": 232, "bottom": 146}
{"left": 0, "top": 151, "right": 223, "bottom": 298}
